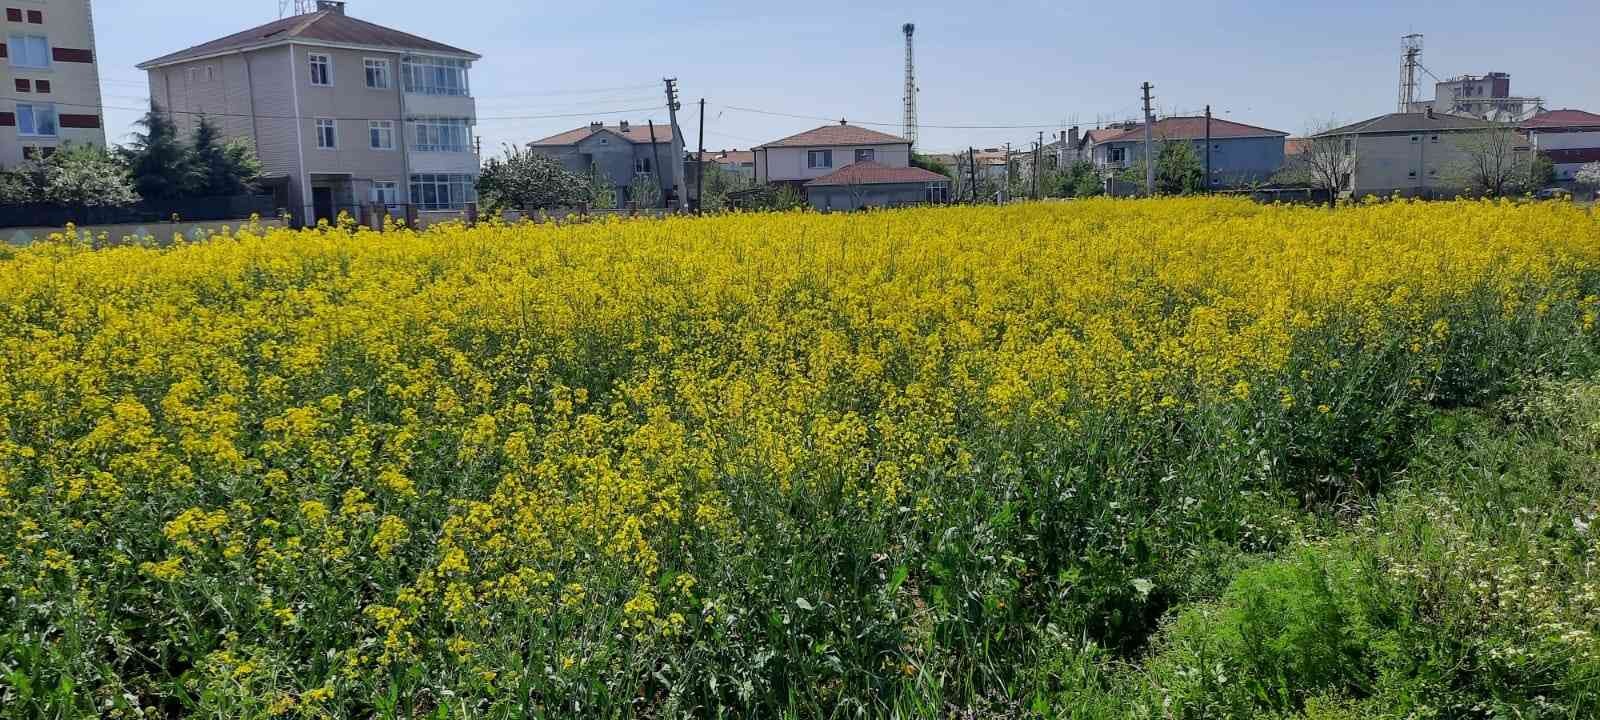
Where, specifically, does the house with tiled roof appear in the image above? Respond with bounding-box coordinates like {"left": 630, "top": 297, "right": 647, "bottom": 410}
{"left": 1520, "top": 110, "right": 1600, "bottom": 184}
{"left": 1081, "top": 116, "right": 1289, "bottom": 187}
{"left": 138, "top": 0, "right": 482, "bottom": 226}
{"left": 804, "top": 162, "right": 950, "bottom": 211}
{"left": 753, "top": 121, "right": 913, "bottom": 184}
{"left": 1311, "top": 110, "right": 1521, "bottom": 198}
{"left": 527, "top": 121, "right": 681, "bottom": 207}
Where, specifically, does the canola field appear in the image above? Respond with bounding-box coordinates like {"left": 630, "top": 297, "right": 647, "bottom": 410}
{"left": 1, "top": 198, "right": 1598, "bottom": 718}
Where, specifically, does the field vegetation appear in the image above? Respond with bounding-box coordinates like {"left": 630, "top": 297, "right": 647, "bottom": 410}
{"left": 0, "top": 198, "right": 1597, "bottom": 718}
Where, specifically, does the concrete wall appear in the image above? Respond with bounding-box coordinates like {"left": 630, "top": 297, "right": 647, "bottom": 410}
{"left": 805, "top": 181, "right": 941, "bottom": 211}
{"left": 1349, "top": 131, "right": 1476, "bottom": 196}
{"left": 0, "top": 0, "right": 106, "bottom": 167}
{"left": 290, "top": 43, "right": 410, "bottom": 211}
{"left": 757, "top": 142, "right": 911, "bottom": 182}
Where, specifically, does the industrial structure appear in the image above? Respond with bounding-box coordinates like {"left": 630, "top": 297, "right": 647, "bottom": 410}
{"left": 1397, "top": 34, "right": 1424, "bottom": 113}
{"left": 902, "top": 23, "right": 917, "bottom": 148}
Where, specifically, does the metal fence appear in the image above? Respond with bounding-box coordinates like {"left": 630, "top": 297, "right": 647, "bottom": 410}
{"left": 0, "top": 195, "right": 278, "bottom": 229}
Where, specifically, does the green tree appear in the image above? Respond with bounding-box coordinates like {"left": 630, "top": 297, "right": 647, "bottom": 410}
{"left": 627, "top": 173, "right": 661, "bottom": 209}
{"left": 1526, "top": 153, "right": 1556, "bottom": 190}
{"left": 1119, "top": 141, "right": 1206, "bottom": 195}
{"left": 122, "top": 104, "right": 197, "bottom": 201}
{"left": 584, "top": 162, "right": 617, "bottom": 210}
{"left": 39, "top": 145, "right": 140, "bottom": 206}
{"left": 1068, "top": 161, "right": 1104, "bottom": 198}
{"left": 476, "top": 145, "right": 588, "bottom": 211}
{"left": 911, "top": 153, "right": 953, "bottom": 178}
{"left": 190, "top": 117, "right": 261, "bottom": 197}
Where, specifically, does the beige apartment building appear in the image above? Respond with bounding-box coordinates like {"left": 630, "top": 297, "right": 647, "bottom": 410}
{"left": 138, "top": 1, "right": 480, "bottom": 225}
{"left": 0, "top": 0, "right": 106, "bottom": 167}
{"left": 1313, "top": 111, "right": 1520, "bottom": 198}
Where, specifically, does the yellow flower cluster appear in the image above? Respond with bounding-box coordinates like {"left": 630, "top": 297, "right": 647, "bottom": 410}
{"left": 0, "top": 198, "right": 1595, "bottom": 711}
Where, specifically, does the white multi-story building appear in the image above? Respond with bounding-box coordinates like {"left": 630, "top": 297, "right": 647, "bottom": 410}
{"left": 138, "top": 1, "right": 480, "bottom": 225}
{"left": 0, "top": 0, "right": 106, "bottom": 167}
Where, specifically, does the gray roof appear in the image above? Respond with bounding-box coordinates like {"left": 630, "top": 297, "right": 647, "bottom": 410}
{"left": 1316, "top": 112, "right": 1494, "bottom": 137}
{"left": 138, "top": 10, "right": 479, "bottom": 69}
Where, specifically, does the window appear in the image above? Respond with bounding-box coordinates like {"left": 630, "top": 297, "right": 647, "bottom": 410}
{"left": 21, "top": 146, "right": 53, "bottom": 159}
{"left": 16, "top": 102, "right": 56, "bottom": 137}
{"left": 634, "top": 156, "right": 652, "bottom": 174}
{"left": 7, "top": 34, "right": 49, "bottom": 68}
{"left": 364, "top": 58, "right": 390, "bottom": 89}
{"left": 25, "top": 9, "right": 40, "bottom": 23}
{"left": 401, "top": 55, "right": 470, "bottom": 96}
{"left": 1410, "top": 135, "right": 1420, "bottom": 143}
{"left": 315, "top": 118, "right": 337, "bottom": 149}
{"left": 807, "top": 149, "right": 832, "bottom": 169}
{"left": 927, "top": 183, "right": 948, "bottom": 204}
{"left": 1408, "top": 170, "right": 1417, "bottom": 178}
{"left": 13, "top": 78, "right": 28, "bottom": 92}
{"left": 409, "top": 173, "right": 476, "bottom": 211}
{"left": 1108, "top": 147, "right": 1126, "bottom": 164}
{"left": 33, "top": 79, "right": 48, "bottom": 93}
{"left": 854, "top": 148, "right": 875, "bottom": 163}
{"left": 1430, "top": 135, "right": 1440, "bottom": 143}
{"left": 1342, "top": 137, "right": 1355, "bottom": 154}
{"left": 369, "top": 120, "right": 394, "bottom": 150}
{"left": 370, "top": 181, "right": 399, "bottom": 206}
{"left": 308, "top": 52, "right": 332, "bottom": 86}
{"left": 187, "top": 65, "right": 216, "bottom": 83}
{"left": 410, "top": 117, "right": 470, "bottom": 152}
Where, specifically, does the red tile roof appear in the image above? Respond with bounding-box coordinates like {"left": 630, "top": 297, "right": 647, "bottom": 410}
{"left": 758, "top": 124, "right": 909, "bottom": 149}
{"left": 1544, "top": 148, "right": 1600, "bottom": 164}
{"left": 805, "top": 162, "right": 950, "bottom": 187}
{"left": 698, "top": 150, "right": 754, "bottom": 164}
{"left": 1522, "top": 109, "right": 1600, "bottom": 129}
{"left": 139, "top": 9, "right": 477, "bottom": 68}
{"left": 1094, "top": 116, "right": 1289, "bottom": 143}
{"left": 1284, "top": 138, "right": 1311, "bottom": 155}
{"left": 529, "top": 123, "right": 675, "bottom": 146}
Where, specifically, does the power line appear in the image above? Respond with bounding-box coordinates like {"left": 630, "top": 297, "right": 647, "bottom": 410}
{"left": 13, "top": 95, "right": 662, "bottom": 123}
{"left": 718, "top": 104, "right": 1067, "bottom": 130}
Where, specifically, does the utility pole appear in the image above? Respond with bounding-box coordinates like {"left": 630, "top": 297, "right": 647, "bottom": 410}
{"left": 968, "top": 147, "right": 978, "bottom": 204}
{"left": 1204, "top": 104, "right": 1212, "bottom": 192}
{"left": 1035, "top": 130, "right": 1044, "bottom": 199}
{"left": 696, "top": 98, "right": 706, "bottom": 215}
{"left": 647, "top": 120, "right": 666, "bottom": 208}
{"left": 663, "top": 78, "right": 689, "bottom": 212}
{"left": 1141, "top": 82, "right": 1156, "bottom": 197}
{"left": 1004, "top": 142, "right": 1012, "bottom": 203}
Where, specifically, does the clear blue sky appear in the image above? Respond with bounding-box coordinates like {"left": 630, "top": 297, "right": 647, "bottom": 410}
{"left": 94, "top": 0, "right": 1600, "bottom": 155}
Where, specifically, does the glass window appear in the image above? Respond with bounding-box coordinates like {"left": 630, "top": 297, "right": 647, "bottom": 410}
{"left": 370, "top": 181, "right": 399, "bottom": 205}
{"left": 315, "top": 119, "right": 337, "bottom": 149}
{"left": 410, "top": 117, "right": 471, "bottom": 152}
{"left": 364, "top": 58, "right": 390, "bottom": 89}
{"left": 308, "top": 53, "right": 332, "bottom": 86}
{"left": 7, "top": 34, "right": 49, "bottom": 68}
{"left": 408, "top": 173, "right": 477, "bottom": 210}
{"left": 808, "top": 150, "right": 832, "bottom": 169}
{"left": 401, "top": 56, "right": 470, "bottom": 96}
{"left": 855, "top": 149, "right": 875, "bottom": 163}
{"left": 635, "top": 156, "right": 651, "bottom": 174}
{"left": 16, "top": 103, "right": 57, "bottom": 137}
{"left": 369, "top": 120, "right": 394, "bottom": 150}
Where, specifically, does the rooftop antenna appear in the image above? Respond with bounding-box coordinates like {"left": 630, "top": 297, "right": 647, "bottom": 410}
{"left": 1398, "top": 33, "right": 1424, "bottom": 112}
{"left": 902, "top": 22, "right": 918, "bottom": 148}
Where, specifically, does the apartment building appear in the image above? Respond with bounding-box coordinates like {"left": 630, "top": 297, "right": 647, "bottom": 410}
{"left": 0, "top": 0, "right": 106, "bottom": 167}
{"left": 137, "top": 1, "right": 480, "bottom": 225}
{"left": 528, "top": 121, "right": 680, "bottom": 207}
{"left": 1311, "top": 111, "right": 1516, "bottom": 198}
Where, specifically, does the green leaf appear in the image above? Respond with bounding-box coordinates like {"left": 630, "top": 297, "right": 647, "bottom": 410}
{"left": 886, "top": 564, "right": 910, "bottom": 595}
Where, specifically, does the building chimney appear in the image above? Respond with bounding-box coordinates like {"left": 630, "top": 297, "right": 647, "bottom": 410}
{"left": 1425, "top": 107, "right": 1435, "bottom": 120}
{"left": 619, "top": 120, "right": 630, "bottom": 133}
{"left": 1068, "top": 126, "right": 1080, "bottom": 148}
{"left": 590, "top": 121, "right": 604, "bottom": 132}
{"left": 316, "top": 1, "right": 346, "bottom": 14}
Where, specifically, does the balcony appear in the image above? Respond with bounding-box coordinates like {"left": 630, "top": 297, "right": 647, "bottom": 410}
{"left": 403, "top": 92, "right": 475, "bottom": 119}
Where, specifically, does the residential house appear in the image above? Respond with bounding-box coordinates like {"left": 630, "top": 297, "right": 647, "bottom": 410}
{"left": 1079, "top": 116, "right": 1288, "bottom": 187}
{"left": 527, "top": 121, "right": 680, "bottom": 207}
{"left": 701, "top": 148, "right": 755, "bottom": 180}
{"left": 138, "top": 1, "right": 482, "bottom": 226}
{"left": 804, "top": 162, "right": 950, "bottom": 211}
{"left": 1, "top": 0, "right": 106, "bottom": 167}
{"left": 1311, "top": 111, "right": 1517, "bottom": 198}
{"left": 1520, "top": 109, "right": 1600, "bottom": 184}
{"left": 754, "top": 121, "right": 912, "bottom": 185}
